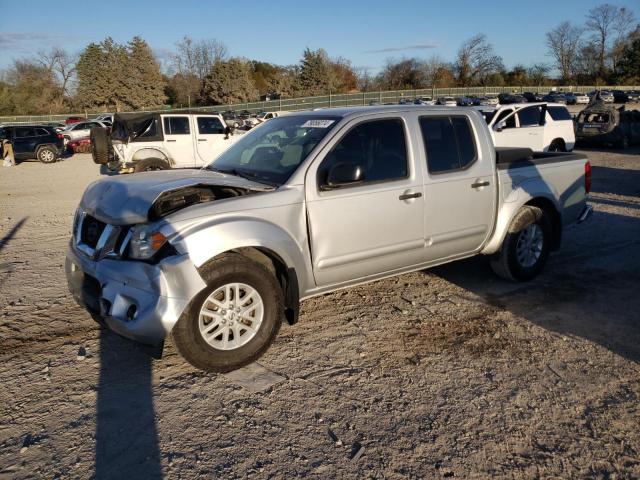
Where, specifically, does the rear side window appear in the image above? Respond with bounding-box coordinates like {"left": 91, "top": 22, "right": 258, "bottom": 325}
{"left": 36, "top": 128, "right": 50, "bottom": 136}
{"left": 163, "top": 116, "right": 190, "bottom": 135}
{"left": 548, "top": 106, "right": 572, "bottom": 121}
{"left": 517, "top": 106, "right": 543, "bottom": 127}
{"left": 14, "top": 127, "right": 35, "bottom": 138}
{"left": 420, "top": 116, "right": 477, "bottom": 174}
{"left": 318, "top": 119, "right": 408, "bottom": 187}
{"left": 197, "top": 117, "right": 225, "bottom": 134}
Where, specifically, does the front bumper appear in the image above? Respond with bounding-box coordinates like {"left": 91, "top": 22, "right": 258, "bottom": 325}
{"left": 65, "top": 244, "right": 206, "bottom": 346}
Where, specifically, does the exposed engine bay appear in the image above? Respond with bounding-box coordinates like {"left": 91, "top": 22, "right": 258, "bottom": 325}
{"left": 149, "top": 185, "right": 254, "bottom": 220}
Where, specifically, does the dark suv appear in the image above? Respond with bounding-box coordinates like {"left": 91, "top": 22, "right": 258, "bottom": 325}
{"left": 0, "top": 125, "right": 64, "bottom": 163}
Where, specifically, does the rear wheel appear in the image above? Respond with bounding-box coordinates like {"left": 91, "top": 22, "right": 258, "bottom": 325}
{"left": 133, "top": 157, "right": 170, "bottom": 172}
{"left": 172, "top": 253, "right": 284, "bottom": 372}
{"left": 37, "top": 146, "right": 57, "bottom": 164}
{"left": 548, "top": 139, "right": 566, "bottom": 152}
{"left": 490, "top": 206, "right": 552, "bottom": 282}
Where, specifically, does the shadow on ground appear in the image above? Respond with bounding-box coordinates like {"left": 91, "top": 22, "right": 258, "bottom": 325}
{"left": 95, "top": 329, "right": 162, "bottom": 479}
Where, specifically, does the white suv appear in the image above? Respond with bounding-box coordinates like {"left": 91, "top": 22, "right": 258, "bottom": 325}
{"left": 92, "top": 112, "right": 243, "bottom": 173}
{"left": 476, "top": 103, "right": 575, "bottom": 152}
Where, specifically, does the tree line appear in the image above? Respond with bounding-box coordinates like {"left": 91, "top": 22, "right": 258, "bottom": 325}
{"left": 0, "top": 3, "right": 638, "bottom": 116}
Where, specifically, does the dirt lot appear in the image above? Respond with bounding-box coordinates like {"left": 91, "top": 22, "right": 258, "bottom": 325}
{"left": 1, "top": 148, "right": 639, "bottom": 479}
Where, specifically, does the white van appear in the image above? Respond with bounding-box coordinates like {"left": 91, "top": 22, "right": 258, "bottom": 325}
{"left": 476, "top": 103, "right": 575, "bottom": 152}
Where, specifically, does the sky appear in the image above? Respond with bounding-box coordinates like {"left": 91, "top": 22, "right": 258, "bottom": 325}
{"left": 0, "top": 0, "right": 638, "bottom": 74}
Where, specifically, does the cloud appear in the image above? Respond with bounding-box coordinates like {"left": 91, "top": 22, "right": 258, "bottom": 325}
{"left": 153, "top": 47, "right": 174, "bottom": 61}
{"left": 0, "top": 32, "right": 79, "bottom": 53}
{"left": 365, "top": 43, "right": 439, "bottom": 54}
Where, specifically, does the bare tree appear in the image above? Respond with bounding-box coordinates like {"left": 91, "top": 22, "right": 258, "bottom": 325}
{"left": 585, "top": 3, "right": 618, "bottom": 74}
{"left": 36, "top": 47, "right": 77, "bottom": 97}
{"left": 454, "top": 34, "right": 504, "bottom": 86}
{"left": 172, "top": 36, "right": 227, "bottom": 80}
{"left": 527, "top": 63, "right": 549, "bottom": 86}
{"left": 546, "top": 22, "right": 582, "bottom": 82}
{"left": 610, "top": 6, "right": 637, "bottom": 72}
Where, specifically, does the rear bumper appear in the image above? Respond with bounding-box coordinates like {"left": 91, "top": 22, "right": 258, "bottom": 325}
{"left": 65, "top": 244, "right": 206, "bottom": 346}
{"left": 577, "top": 204, "right": 593, "bottom": 224}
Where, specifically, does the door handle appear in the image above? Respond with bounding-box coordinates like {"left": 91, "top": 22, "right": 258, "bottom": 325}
{"left": 198, "top": 139, "right": 207, "bottom": 142}
{"left": 399, "top": 192, "right": 422, "bottom": 201}
{"left": 471, "top": 181, "right": 490, "bottom": 188}
{"left": 166, "top": 139, "right": 176, "bottom": 142}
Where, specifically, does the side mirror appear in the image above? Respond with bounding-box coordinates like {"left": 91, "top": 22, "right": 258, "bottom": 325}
{"left": 224, "top": 126, "right": 232, "bottom": 139}
{"left": 325, "top": 163, "right": 364, "bottom": 189}
{"left": 494, "top": 121, "right": 506, "bottom": 132}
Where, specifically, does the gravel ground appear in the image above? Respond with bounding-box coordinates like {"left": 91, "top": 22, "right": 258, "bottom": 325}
{"left": 0, "top": 148, "right": 639, "bottom": 479}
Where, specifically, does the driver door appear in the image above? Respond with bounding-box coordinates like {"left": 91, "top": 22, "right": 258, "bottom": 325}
{"left": 305, "top": 116, "right": 425, "bottom": 287}
{"left": 195, "top": 116, "right": 230, "bottom": 166}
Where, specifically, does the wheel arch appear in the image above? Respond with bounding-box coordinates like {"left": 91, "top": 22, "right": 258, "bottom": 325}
{"left": 482, "top": 189, "right": 562, "bottom": 255}
{"left": 524, "top": 197, "right": 562, "bottom": 250}
{"left": 169, "top": 218, "right": 312, "bottom": 323}
{"left": 132, "top": 147, "right": 173, "bottom": 165}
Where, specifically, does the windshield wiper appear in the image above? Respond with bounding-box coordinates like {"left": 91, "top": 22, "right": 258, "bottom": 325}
{"left": 208, "top": 167, "right": 278, "bottom": 187}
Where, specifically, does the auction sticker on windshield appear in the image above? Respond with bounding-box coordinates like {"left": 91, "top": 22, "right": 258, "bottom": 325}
{"left": 301, "top": 120, "right": 335, "bottom": 128}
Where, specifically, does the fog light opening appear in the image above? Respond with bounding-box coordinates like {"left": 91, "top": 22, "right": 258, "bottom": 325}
{"left": 126, "top": 304, "right": 138, "bottom": 321}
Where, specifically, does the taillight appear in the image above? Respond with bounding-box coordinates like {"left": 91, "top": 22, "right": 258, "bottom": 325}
{"left": 585, "top": 161, "right": 591, "bottom": 194}
{"left": 57, "top": 134, "right": 64, "bottom": 139}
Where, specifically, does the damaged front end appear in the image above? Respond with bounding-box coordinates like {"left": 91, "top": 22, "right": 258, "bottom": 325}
{"left": 66, "top": 170, "right": 272, "bottom": 347}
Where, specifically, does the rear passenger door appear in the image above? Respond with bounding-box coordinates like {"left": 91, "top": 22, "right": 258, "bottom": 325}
{"left": 305, "top": 117, "right": 425, "bottom": 287}
{"left": 195, "top": 116, "right": 229, "bottom": 166}
{"left": 162, "top": 116, "right": 194, "bottom": 167}
{"left": 419, "top": 115, "right": 496, "bottom": 261}
{"left": 12, "top": 127, "right": 37, "bottom": 159}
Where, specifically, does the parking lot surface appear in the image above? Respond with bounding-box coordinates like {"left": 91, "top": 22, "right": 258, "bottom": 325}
{"left": 0, "top": 149, "right": 639, "bottom": 478}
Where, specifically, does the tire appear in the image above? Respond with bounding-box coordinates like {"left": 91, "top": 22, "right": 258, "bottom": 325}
{"left": 490, "top": 206, "right": 552, "bottom": 282}
{"left": 172, "top": 253, "right": 284, "bottom": 372}
{"left": 133, "top": 157, "right": 170, "bottom": 172}
{"left": 548, "top": 139, "right": 566, "bottom": 152}
{"left": 37, "top": 146, "right": 57, "bottom": 164}
{"left": 90, "top": 127, "right": 109, "bottom": 165}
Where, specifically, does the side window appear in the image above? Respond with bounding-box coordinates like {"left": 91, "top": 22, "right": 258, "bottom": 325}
{"left": 14, "top": 127, "right": 35, "bottom": 138}
{"left": 517, "top": 106, "right": 542, "bottom": 127}
{"left": 548, "top": 106, "right": 572, "bottom": 121}
{"left": 138, "top": 118, "right": 158, "bottom": 139}
{"left": 318, "top": 119, "right": 408, "bottom": 188}
{"left": 495, "top": 109, "right": 516, "bottom": 129}
{"left": 420, "top": 116, "right": 477, "bottom": 174}
{"left": 197, "top": 117, "right": 225, "bottom": 134}
{"left": 36, "top": 128, "right": 50, "bottom": 136}
{"left": 163, "top": 116, "right": 190, "bottom": 135}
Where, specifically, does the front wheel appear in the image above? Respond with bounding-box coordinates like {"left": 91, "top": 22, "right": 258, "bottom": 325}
{"left": 172, "top": 253, "right": 284, "bottom": 372}
{"left": 490, "top": 206, "right": 552, "bottom": 282}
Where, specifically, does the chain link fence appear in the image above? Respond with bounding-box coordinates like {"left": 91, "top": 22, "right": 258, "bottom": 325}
{"left": 1, "top": 85, "right": 638, "bottom": 125}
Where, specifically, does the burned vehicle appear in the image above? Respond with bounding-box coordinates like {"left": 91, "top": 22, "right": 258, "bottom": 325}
{"left": 575, "top": 99, "right": 640, "bottom": 149}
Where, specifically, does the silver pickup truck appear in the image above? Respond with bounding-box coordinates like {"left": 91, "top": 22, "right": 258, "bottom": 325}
{"left": 66, "top": 106, "right": 592, "bottom": 372}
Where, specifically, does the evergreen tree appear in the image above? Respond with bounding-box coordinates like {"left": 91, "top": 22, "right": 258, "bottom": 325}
{"left": 125, "top": 37, "right": 166, "bottom": 109}
{"left": 201, "top": 58, "right": 257, "bottom": 105}
{"left": 297, "top": 48, "right": 332, "bottom": 96}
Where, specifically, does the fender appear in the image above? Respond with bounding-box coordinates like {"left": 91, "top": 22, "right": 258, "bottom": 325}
{"left": 131, "top": 147, "right": 172, "bottom": 165}
{"left": 165, "top": 216, "right": 315, "bottom": 295}
{"left": 482, "top": 177, "right": 561, "bottom": 255}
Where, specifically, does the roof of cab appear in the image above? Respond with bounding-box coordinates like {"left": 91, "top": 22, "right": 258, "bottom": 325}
{"left": 289, "top": 105, "right": 480, "bottom": 119}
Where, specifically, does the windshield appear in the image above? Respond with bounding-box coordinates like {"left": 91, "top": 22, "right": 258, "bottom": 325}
{"left": 208, "top": 115, "right": 340, "bottom": 186}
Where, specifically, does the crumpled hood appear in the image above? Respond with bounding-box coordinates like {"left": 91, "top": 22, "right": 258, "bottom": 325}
{"left": 80, "top": 169, "right": 272, "bottom": 225}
